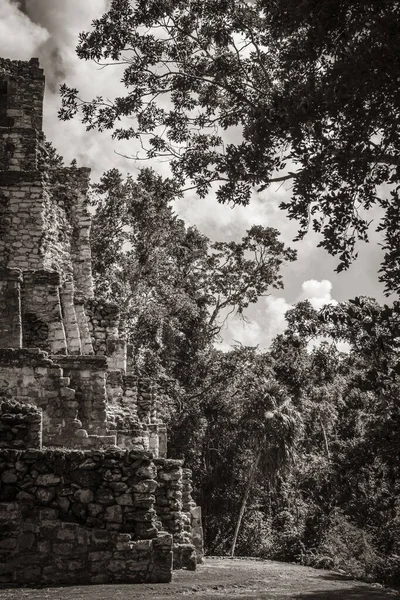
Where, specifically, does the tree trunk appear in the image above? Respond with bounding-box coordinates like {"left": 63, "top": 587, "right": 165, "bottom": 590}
{"left": 230, "top": 448, "right": 262, "bottom": 558}
{"left": 320, "top": 418, "right": 330, "bottom": 459}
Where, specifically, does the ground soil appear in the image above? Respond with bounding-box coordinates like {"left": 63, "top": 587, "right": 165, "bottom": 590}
{"left": 0, "top": 557, "right": 399, "bottom": 600}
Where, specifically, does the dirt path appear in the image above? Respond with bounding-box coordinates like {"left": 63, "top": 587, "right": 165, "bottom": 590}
{"left": 0, "top": 557, "right": 399, "bottom": 600}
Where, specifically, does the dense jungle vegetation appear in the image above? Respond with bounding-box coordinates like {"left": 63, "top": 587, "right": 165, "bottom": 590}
{"left": 88, "top": 169, "right": 400, "bottom": 585}
{"left": 61, "top": 0, "right": 400, "bottom": 585}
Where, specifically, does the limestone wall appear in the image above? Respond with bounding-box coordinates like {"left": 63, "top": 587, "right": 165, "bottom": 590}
{"left": 0, "top": 349, "right": 78, "bottom": 445}
{"left": 105, "top": 372, "right": 167, "bottom": 458}
{"left": 48, "top": 167, "right": 94, "bottom": 301}
{"left": 22, "top": 270, "right": 67, "bottom": 354}
{"left": 0, "top": 173, "right": 49, "bottom": 271}
{"left": 0, "top": 58, "right": 44, "bottom": 131}
{"left": 56, "top": 355, "right": 109, "bottom": 436}
{"left": 0, "top": 349, "right": 115, "bottom": 450}
{"left": 0, "top": 128, "right": 41, "bottom": 172}
{"left": 0, "top": 502, "right": 172, "bottom": 585}
{"left": 154, "top": 458, "right": 197, "bottom": 570}
{"left": 0, "top": 449, "right": 160, "bottom": 536}
{"left": 0, "top": 398, "right": 42, "bottom": 450}
{"left": 106, "top": 371, "right": 136, "bottom": 427}
{"left": 137, "top": 378, "right": 158, "bottom": 424}
{"left": 0, "top": 447, "right": 199, "bottom": 580}
{"left": 0, "top": 60, "right": 96, "bottom": 358}
{"left": 86, "top": 299, "right": 127, "bottom": 370}
{"left": 0, "top": 268, "right": 22, "bottom": 348}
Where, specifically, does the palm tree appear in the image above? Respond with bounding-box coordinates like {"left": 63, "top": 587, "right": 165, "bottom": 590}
{"left": 230, "top": 380, "right": 301, "bottom": 558}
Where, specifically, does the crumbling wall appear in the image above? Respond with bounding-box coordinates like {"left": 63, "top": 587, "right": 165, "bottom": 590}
{"left": 86, "top": 299, "right": 126, "bottom": 370}
{"left": 22, "top": 270, "right": 67, "bottom": 354}
{"left": 0, "top": 349, "right": 115, "bottom": 450}
{"left": 154, "top": 458, "right": 196, "bottom": 570}
{"left": 0, "top": 173, "right": 51, "bottom": 271}
{"left": 0, "top": 58, "right": 44, "bottom": 131}
{"left": 56, "top": 355, "right": 109, "bottom": 437}
{"left": 106, "top": 371, "right": 147, "bottom": 451}
{"left": 0, "top": 60, "right": 96, "bottom": 358}
{"left": 0, "top": 58, "right": 44, "bottom": 176}
{"left": 48, "top": 167, "right": 94, "bottom": 301}
{"left": 0, "top": 349, "right": 78, "bottom": 445}
{"left": 0, "top": 268, "right": 22, "bottom": 348}
{"left": 0, "top": 503, "right": 172, "bottom": 585}
{"left": 0, "top": 449, "right": 160, "bottom": 535}
{"left": 0, "top": 398, "right": 42, "bottom": 450}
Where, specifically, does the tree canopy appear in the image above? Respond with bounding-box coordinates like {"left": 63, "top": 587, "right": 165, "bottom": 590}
{"left": 86, "top": 165, "right": 400, "bottom": 581}
{"left": 89, "top": 166, "right": 295, "bottom": 378}
{"left": 60, "top": 0, "right": 400, "bottom": 294}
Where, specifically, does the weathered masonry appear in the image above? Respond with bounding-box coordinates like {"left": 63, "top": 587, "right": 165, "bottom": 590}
{"left": 0, "top": 58, "right": 203, "bottom": 586}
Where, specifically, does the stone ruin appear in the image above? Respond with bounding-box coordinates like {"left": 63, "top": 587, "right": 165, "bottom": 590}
{"left": 0, "top": 58, "right": 204, "bottom": 585}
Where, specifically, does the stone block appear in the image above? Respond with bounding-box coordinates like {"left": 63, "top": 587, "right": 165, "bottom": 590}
{"left": 35, "top": 473, "right": 60, "bottom": 486}
{"left": 74, "top": 488, "right": 94, "bottom": 504}
{"left": 104, "top": 505, "right": 123, "bottom": 523}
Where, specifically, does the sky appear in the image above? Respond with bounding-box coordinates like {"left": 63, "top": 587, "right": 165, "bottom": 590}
{"left": 0, "top": 0, "right": 391, "bottom": 351}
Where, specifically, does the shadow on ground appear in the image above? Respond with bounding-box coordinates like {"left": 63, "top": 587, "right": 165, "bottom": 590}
{"left": 0, "top": 558, "right": 399, "bottom": 600}
{"left": 295, "top": 587, "right": 399, "bottom": 599}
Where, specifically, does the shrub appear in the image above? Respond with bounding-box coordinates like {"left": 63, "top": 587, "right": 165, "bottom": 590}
{"left": 314, "top": 509, "right": 379, "bottom": 580}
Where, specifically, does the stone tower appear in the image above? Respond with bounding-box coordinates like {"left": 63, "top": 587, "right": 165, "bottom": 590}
{"left": 0, "top": 58, "right": 93, "bottom": 355}
{"left": 0, "top": 56, "right": 160, "bottom": 451}
{"left": 0, "top": 58, "right": 203, "bottom": 585}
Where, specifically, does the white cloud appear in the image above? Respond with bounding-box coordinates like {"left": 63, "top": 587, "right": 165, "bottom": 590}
{"left": 298, "top": 279, "right": 338, "bottom": 311}
{"left": 0, "top": 0, "right": 49, "bottom": 59}
{"left": 218, "top": 280, "right": 341, "bottom": 352}
{"left": 263, "top": 296, "right": 292, "bottom": 345}
{"left": 307, "top": 337, "right": 350, "bottom": 354}
{"left": 216, "top": 316, "right": 263, "bottom": 351}
{"left": 217, "top": 294, "right": 292, "bottom": 351}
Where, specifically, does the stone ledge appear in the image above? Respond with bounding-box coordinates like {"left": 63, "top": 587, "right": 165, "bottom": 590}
{"left": 0, "top": 267, "right": 22, "bottom": 282}
{"left": 22, "top": 269, "right": 60, "bottom": 286}
{"left": 0, "top": 57, "right": 44, "bottom": 80}
{"left": 0, "top": 446, "right": 154, "bottom": 461}
{"left": 0, "top": 126, "right": 39, "bottom": 137}
{"left": 0, "top": 170, "right": 45, "bottom": 186}
{"left": 55, "top": 355, "right": 108, "bottom": 371}
{"left": 0, "top": 348, "right": 54, "bottom": 366}
{"left": 154, "top": 458, "right": 184, "bottom": 468}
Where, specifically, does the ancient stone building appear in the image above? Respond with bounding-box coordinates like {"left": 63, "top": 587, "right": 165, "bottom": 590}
{"left": 0, "top": 58, "right": 203, "bottom": 585}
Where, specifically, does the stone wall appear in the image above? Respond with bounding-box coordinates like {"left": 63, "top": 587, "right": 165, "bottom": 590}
{"left": 0, "top": 58, "right": 44, "bottom": 131}
{"left": 0, "top": 449, "right": 160, "bottom": 535}
{"left": 0, "top": 503, "right": 172, "bottom": 585}
{"left": 22, "top": 270, "right": 67, "bottom": 354}
{"left": 48, "top": 167, "right": 94, "bottom": 301}
{"left": 0, "top": 448, "right": 200, "bottom": 580}
{"left": 0, "top": 60, "right": 96, "bottom": 358}
{"left": 0, "top": 349, "right": 115, "bottom": 450}
{"left": 0, "top": 268, "right": 22, "bottom": 348}
{"left": 0, "top": 399, "right": 42, "bottom": 450}
{"left": 155, "top": 458, "right": 197, "bottom": 570}
{"left": 56, "top": 355, "right": 109, "bottom": 437}
{"left": 86, "top": 299, "right": 126, "bottom": 370}
{"left": 0, "top": 348, "right": 77, "bottom": 445}
{"left": 0, "top": 173, "right": 50, "bottom": 271}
